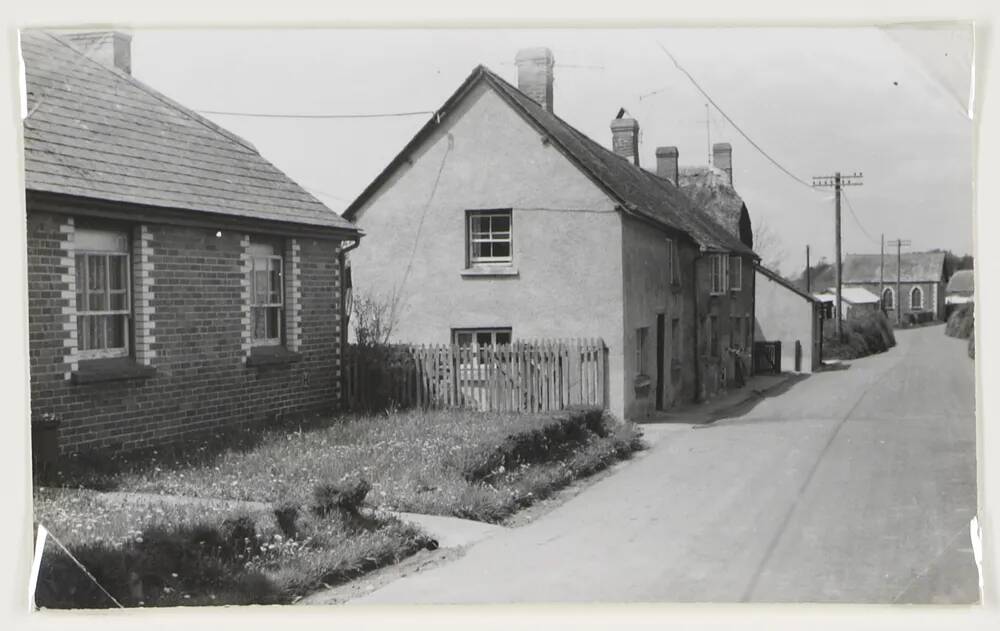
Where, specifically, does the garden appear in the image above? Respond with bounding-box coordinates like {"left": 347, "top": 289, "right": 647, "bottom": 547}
{"left": 33, "top": 406, "right": 643, "bottom": 608}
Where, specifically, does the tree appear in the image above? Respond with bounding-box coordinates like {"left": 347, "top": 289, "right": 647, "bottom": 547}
{"left": 753, "top": 217, "right": 787, "bottom": 273}
{"left": 350, "top": 289, "right": 398, "bottom": 348}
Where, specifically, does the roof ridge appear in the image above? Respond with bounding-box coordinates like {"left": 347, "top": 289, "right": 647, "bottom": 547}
{"left": 45, "top": 32, "right": 260, "bottom": 155}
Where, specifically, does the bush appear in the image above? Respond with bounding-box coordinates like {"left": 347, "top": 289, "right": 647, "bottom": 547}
{"left": 823, "top": 310, "right": 896, "bottom": 360}
{"left": 946, "top": 302, "right": 974, "bottom": 339}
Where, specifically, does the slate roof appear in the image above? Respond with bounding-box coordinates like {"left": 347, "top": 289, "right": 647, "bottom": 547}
{"left": 841, "top": 252, "right": 946, "bottom": 284}
{"left": 946, "top": 269, "right": 975, "bottom": 294}
{"left": 22, "top": 31, "right": 356, "bottom": 233}
{"left": 344, "top": 65, "right": 754, "bottom": 256}
{"left": 814, "top": 286, "right": 880, "bottom": 305}
{"left": 756, "top": 264, "right": 819, "bottom": 303}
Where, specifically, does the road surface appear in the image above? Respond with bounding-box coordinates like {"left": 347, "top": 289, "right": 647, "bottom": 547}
{"left": 354, "top": 324, "right": 978, "bottom": 604}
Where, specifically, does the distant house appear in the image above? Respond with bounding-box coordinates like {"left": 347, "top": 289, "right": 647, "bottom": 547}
{"left": 838, "top": 252, "right": 947, "bottom": 322}
{"left": 23, "top": 32, "right": 360, "bottom": 454}
{"left": 813, "top": 286, "right": 880, "bottom": 319}
{"left": 945, "top": 269, "right": 975, "bottom": 316}
{"left": 755, "top": 266, "right": 823, "bottom": 373}
{"left": 343, "top": 47, "right": 758, "bottom": 421}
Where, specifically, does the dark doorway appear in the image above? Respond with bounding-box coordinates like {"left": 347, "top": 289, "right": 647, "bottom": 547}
{"left": 656, "top": 313, "right": 665, "bottom": 410}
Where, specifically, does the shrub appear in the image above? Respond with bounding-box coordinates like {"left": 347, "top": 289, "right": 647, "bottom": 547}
{"left": 823, "top": 310, "right": 896, "bottom": 360}
{"left": 946, "top": 302, "right": 974, "bottom": 339}
{"left": 35, "top": 515, "right": 277, "bottom": 609}
{"left": 311, "top": 478, "right": 371, "bottom": 517}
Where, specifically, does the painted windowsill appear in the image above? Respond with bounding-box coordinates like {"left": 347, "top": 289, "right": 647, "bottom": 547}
{"left": 72, "top": 357, "right": 156, "bottom": 385}
{"left": 461, "top": 266, "right": 519, "bottom": 278}
{"left": 247, "top": 346, "right": 302, "bottom": 367}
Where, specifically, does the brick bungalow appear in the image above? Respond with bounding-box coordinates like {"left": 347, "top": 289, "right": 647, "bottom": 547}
{"left": 23, "top": 31, "right": 360, "bottom": 454}
{"left": 343, "top": 47, "right": 757, "bottom": 422}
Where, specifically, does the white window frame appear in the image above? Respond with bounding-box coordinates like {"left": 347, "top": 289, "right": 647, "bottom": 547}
{"left": 467, "top": 210, "right": 513, "bottom": 266}
{"left": 729, "top": 255, "right": 742, "bottom": 291}
{"left": 882, "top": 287, "right": 895, "bottom": 310}
{"left": 666, "top": 238, "right": 681, "bottom": 285}
{"left": 910, "top": 286, "right": 924, "bottom": 311}
{"left": 75, "top": 229, "right": 131, "bottom": 360}
{"left": 710, "top": 254, "right": 728, "bottom": 295}
{"left": 452, "top": 327, "right": 512, "bottom": 372}
{"left": 250, "top": 242, "right": 284, "bottom": 347}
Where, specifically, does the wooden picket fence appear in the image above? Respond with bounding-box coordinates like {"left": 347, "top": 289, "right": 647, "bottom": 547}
{"left": 343, "top": 338, "right": 607, "bottom": 413}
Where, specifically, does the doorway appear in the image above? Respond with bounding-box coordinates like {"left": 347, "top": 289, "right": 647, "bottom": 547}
{"left": 656, "top": 313, "right": 665, "bottom": 410}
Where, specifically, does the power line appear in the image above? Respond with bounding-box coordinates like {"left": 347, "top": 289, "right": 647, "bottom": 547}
{"left": 654, "top": 41, "right": 817, "bottom": 192}
{"left": 841, "top": 188, "right": 879, "bottom": 245}
{"left": 196, "top": 109, "right": 435, "bottom": 120}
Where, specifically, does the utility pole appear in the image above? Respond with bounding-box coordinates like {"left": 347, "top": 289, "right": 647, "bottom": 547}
{"left": 806, "top": 245, "right": 811, "bottom": 293}
{"left": 812, "top": 171, "right": 863, "bottom": 337}
{"left": 887, "top": 238, "right": 911, "bottom": 325}
{"left": 705, "top": 103, "right": 711, "bottom": 166}
{"left": 879, "top": 234, "right": 885, "bottom": 312}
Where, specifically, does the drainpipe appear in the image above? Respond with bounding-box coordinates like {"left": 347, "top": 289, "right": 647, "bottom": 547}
{"left": 692, "top": 251, "right": 705, "bottom": 403}
{"left": 339, "top": 235, "right": 362, "bottom": 405}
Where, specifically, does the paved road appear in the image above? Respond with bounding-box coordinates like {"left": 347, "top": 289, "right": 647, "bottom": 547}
{"left": 354, "top": 324, "right": 978, "bottom": 604}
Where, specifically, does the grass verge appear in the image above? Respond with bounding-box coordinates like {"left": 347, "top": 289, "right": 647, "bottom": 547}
{"left": 36, "top": 407, "right": 643, "bottom": 607}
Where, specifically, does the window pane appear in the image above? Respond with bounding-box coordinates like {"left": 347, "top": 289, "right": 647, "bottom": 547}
{"left": 476, "top": 332, "right": 493, "bottom": 347}
{"left": 254, "top": 267, "right": 270, "bottom": 305}
{"left": 77, "top": 316, "right": 87, "bottom": 350}
{"left": 76, "top": 229, "right": 127, "bottom": 253}
{"left": 491, "top": 215, "right": 510, "bottom": 232}
{"left": 88, "top": 291, "right": 107, "bottom": 311}
{"left": 266, "top": 306, "right": 281, "bottom": 339}
{"left": 252, "top": 307, "right": 265, "bottom": 339}
{"left": 470, "top": 215, "right": 487, "bottom": 236}
{"left": 269, "top": 261, "right": 282, "bottom": 304}
{"left": 109, "top": 255, "right": 127, "bottom": 290}
{"left": 109, "top": 291, "right": 127, "bottom": 311}
{"left": 88, "top": 256, "right": 106, "bottom": 292}
{"left": 87, "top": 314, "right": 105, "bottom": 350}
{"left": 75, "top": 254, "right": 86, "bottom": 311}
{"left": 496, "top": 331, "right": 511, "bottom": 346}
{"left": 107, "top": 314, "right": 126, "bottom": 348}
{"left": 492, "top": 242, "right": 511, "bottom": 259}
{"left": 455, "top": 332, "right": 473, "bottom": 347}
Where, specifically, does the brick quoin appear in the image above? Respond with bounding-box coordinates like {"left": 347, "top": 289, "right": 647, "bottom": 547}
{"left": 27, "top": 210, "right": 348, "bottom": 454}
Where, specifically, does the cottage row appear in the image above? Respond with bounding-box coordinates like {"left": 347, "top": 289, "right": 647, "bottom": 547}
{"left": 26, "top": 33, "right": 834, "bottom": 453}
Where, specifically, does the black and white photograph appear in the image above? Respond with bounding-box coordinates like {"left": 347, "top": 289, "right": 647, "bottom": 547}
{"left": 18, "top": 20, "right": 983, "bottom": 612}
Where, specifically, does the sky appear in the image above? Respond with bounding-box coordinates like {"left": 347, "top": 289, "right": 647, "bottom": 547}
{"left": 126, "top": 27, "right": 974, "bottom": 276}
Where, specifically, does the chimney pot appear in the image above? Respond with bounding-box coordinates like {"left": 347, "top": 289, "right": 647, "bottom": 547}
{"left": 611, "top": 117, "right": 640, "bottom": 166}
{"left": 63, "top": 31, "right": 132, "bottom": 75}
{"left": 515, "top": 47, "right": 555, "bottom": 113}
{"left": 656, "top": 146, "right": 679, "bottom": 185}
{"left": 712, "top": 142, "right": 733, "bottom": 185}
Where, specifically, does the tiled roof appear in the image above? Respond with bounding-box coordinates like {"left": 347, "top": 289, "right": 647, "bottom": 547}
{"left": 22, "top": 31, "right": 356, "bottom": 233}
{"left": 344, "top": 65, "right": 755, "bottom": 256}
{"left": 946, "top": 269, "right": 975, "bottom": 294}
{"left": 841, "top": 252, "right": 946, "bottom": 284}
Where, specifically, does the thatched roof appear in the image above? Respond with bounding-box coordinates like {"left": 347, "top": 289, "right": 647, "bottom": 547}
{"left": 677, "top": 166, "right": 746, "bottom": 240}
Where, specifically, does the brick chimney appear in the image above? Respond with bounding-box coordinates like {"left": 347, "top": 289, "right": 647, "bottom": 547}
{"left": 656, "top": 146, "right": 679, "bottom": 185}
{"left": 611, "top": 114, "right": 640, "bottom": 166}
{"left": 63, "top": 31, "right": 132, "bottom": 75}
{"left": 712, "top": 142, "right": 733, "bottom": 185}
{"left": 515, "top": 47, "right": 555, "bottom": 113}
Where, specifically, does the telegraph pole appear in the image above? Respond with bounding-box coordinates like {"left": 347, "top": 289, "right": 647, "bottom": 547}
{"left": 879, "top": 234, "right": 885, "bottom": 312}
{"left": 806, "top": 245, "right": 811, "bottom": 293}
{"left": 812, "top": 171, "right": 863, "bottom": 337}
{"left": 887, "top": 238, "right": 911, "bottom": 325}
